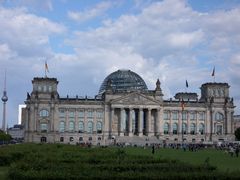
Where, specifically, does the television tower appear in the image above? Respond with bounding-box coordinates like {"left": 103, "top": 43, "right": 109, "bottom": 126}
{"left": 1, "top": 71, "right": 8, "bottom": 132}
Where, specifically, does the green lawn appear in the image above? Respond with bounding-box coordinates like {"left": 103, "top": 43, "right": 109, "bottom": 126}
{"left": 126, "top": 147, "right": 240, "bottom": 172}
{"left": 0, "top": 143, "right": 239, "bottom": 179}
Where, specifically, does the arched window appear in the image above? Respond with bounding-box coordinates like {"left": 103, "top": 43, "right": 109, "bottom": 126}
{"left": 39, "top": 109, "right": 49, "bottom": 117}
{"left": 87, "top": 121, "right": 93, "bottom": 133}
{"left": 40, "top": 123, "right": 47, "bottom": 132}
{"left": 172, "top": 123, "right": 178, "bottom": 134}
{"left": 78, "top": 121, "right": 84, "bottom": 133}
{"left": 199, "top": 123, "right": 205, "bottom": 135}
{"left": 215, "top": 112, "right": 224, "bottom": 121}
{"left": 59, "top": 121, "right": 65, "bottom": 132}
{"left": 97, "top": 121, "right": 102, "bottom": 134}
{"left": 182, "top": 123, "right": 187, "bottom": 134}
{"left": 69, "top": 121, "right": 75, "bottom": 132}
{"left": 163, "top": 123, "right": 169, "bottom": 134}
{"left": 190, "top": 123, "right": 196, "bottom": 135}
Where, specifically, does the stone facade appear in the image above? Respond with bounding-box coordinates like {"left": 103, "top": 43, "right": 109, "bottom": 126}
{"left": 23, "top": 70, "right": 235, "bottom": 145}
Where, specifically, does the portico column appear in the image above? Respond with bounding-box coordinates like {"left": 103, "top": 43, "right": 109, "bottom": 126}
{"left": 147, "top": 108, "right": 152, "bottom": 136}
{"left": 119, "top": 108, "right": 125, "bottom": 136}
{"left": 128, "top": 108, "right": 133, "bottom": 137}
{"left": 138, "top": 108, "right": 143, "bottom": 136}
{"left": 110, "top": 108, "right": 114, "bottom": 138}
{"left": 156, "top": 108, "right": 160, "bottom": 136}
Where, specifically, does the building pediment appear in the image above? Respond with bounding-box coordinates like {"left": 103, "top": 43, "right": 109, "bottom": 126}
{"left": 110, "top": 92, "right": 160, "bottom": 106}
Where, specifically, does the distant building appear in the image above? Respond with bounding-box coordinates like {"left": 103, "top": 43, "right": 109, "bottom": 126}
{"left": 23, "top": 69, "right": 235, "bottom": 145}
{"left": 8, "top": 124, "right": 24, "bottom": 140}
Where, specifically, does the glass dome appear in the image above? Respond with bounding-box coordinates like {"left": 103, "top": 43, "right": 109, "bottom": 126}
{"left": 99, "top": 69, "right": 148, "bottom": 94}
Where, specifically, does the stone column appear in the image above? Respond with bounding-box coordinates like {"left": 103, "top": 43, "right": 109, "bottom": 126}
{"left": 34, "top": 104, "right": 38, "bottom": 132}
{"left": 138, "top": 108, "right": 143, "bottom": 136}
{"left": 147, "top": 108, "right": 152, "bottom": 136}
{"left": 187, "top": 111, "right": 190, "bottom": 134}
{"left": 178, "top": 111, "right": 182, "bottom": 134}
{"left": 156, "top": 108, "right": 160, "bottom": 136}
{"left": 159, "top": 108, "right": 163, "bottom": 135}
{"left": 119, "top": 108, "right": 125, "bottom": 136}
{"left": 196, "top": 112, "right": 199, "bottom": 135}
{"left": 128, "top": 108, "right": 133, "bottom": 137}
{"left": 110, "top": 108, "right": 114, "bottom": 137}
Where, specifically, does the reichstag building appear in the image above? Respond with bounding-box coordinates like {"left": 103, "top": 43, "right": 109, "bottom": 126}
{"left": 23, "top": 69, "right": 235, "bottom": 145}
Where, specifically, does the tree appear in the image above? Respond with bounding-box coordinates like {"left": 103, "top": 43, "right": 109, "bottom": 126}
{"left": 235, "top": 127, "right": 240, "bottom": 141}
{"left": 0, "top": 130, "right": 12, "bottom": 142}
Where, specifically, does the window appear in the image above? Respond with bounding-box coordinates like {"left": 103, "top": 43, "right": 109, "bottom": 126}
{"left": 199, "top": 112, "right": 205, "bottom": 121}
{"left": 43, "top": 85, "right": 47, "bottom": 92}
{"left": 69, "top": 121, "right": 75, "bottom": 132}
{"left": 39, "top": 109, "right": 49, "bottom": 117}
{"left": 98, "top": 137, "right": 101, "bottom": 141}
{"left": 89, "top": 137, "right": 92, "bottom": 141}
{"left": 216, "top": 125, "right": 223, "bottom": 135}
{"left": 164, "top": 111, "right": 170, "bottom": 120}
{"left": 69, "top": 137, "right": 74, "bottom": 142}
{"left": 190, "top": 123, "right": 196, "bottom": 135}
{"left": 182, "top": 123, "right": 187, "bottom": 134}
{"left": 97, "top": 121, "right": 102, "bottom": 134}
{"left": 59, "top": 109, "right": 65, "bottom": 118}
{"left": 79, "top": 137, "right": 83, "bottom": 141}
{"left": 87, "top": 121, "right": 93, "bottom": 133}
{"left": 78, "top": 121, "right": 84, "bottom": 133}
{"left": 172, "top": 111, "right": 178, "bottom": 121}
{"left": 78, "top": 110, "right": 84, "bottom": 118}
{"left": 96, "top": 111, "right": 103, "bottom": 119}
{"left": 49, "top": 86, "right": 52, "bottom": 92}
{"left": 172, "top": 123, "right": 178, "bottom": 134}
{"left": 190, "top": 112, "right": 196, "bottom": 121}
{"left": 60, "top": 137, "right": 64, "bottom": 142}
{"left": 59, "top": 121, "right": 65, "bottom": 132}
{"left": 215, "top": 112, "right": 224, "bottom": 121}
{"left": 40, "top": 123, "right": 47, "bottom": 132}
{"left": 87, "top": 109, "right": 94, "bottom": 118}
{"left": 38, "top": 86, "right": 42, "bottom": 92}
{"left": 69, "top": 111, "right": 75, "bottom": 119}
{"left": 182, "top": 111, "right": 187, "bottom": 120}
{"left": 163, "top": 123, "right": 169, "bottom": 134}
{"left": 199, "top": 123, "right": 205, "bottom": 135}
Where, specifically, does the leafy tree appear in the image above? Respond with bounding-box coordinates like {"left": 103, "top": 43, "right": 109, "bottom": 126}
{"left": 0, "top": 130, "right": 12, "bottom": 142}
{"left": 235, "top": 127, "right": 240, "bottom": 141}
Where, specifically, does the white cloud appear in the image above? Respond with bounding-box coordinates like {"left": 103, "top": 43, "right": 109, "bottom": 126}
{"left": 65, "top": 0, "right": 240, "bottom": 105}
{"left": 68, "top": 1, "right": 112, "bottom": 22}
{"left": 0, "top": 7, "right": 66, "bottom": 57}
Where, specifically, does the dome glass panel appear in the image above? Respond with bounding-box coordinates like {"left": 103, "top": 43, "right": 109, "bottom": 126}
{"left": 99, "top": 69, "right": 148, "bottom": 94}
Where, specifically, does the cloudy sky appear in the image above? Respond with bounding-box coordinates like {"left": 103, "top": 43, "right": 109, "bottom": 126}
{"left": 0, "top": 0, "right": 240, "bottom": 127}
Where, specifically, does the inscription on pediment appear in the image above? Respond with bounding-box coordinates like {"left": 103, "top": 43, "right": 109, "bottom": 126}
{"left": 113, "top": 93, "right": 158, "bottom": 105}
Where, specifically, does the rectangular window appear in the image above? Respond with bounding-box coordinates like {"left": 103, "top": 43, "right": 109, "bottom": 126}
{"left": 164, "top": 111, "right": 170, "bottom": 120}
{"left": 172, "top": 111, "right": 178, "bottom": 120}
{"left": 182, "top": 111, "right": 187, "bottom": 120}
{"left": 40, "top": 123, "right": 47, "bottom": 132}
{"left": 190, "top": 112, "right": 196, "bottom": 121}
{"left": 87, "top": 109, "right": 94, "bottom": 118}
{"left": 59, "top": 109, "right": 65, "bottom": 118}
{"left": 78, "top": 110, "right": 84, "bottom": 118}
{"left": 69, "top": 111, "right": 75, "bottom": 118}
{"left": 199, "top": 112, "right": 205, "bottom": 121}
{"left": 96, "top": 110, "right": 103, "bottom": 119}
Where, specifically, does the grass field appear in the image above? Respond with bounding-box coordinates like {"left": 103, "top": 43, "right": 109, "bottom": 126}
{"left": 126, "top": 147, "right": 240, "bottom": 172}
{"left": 0, "top": 143, "right": 239, "bottom": 179}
